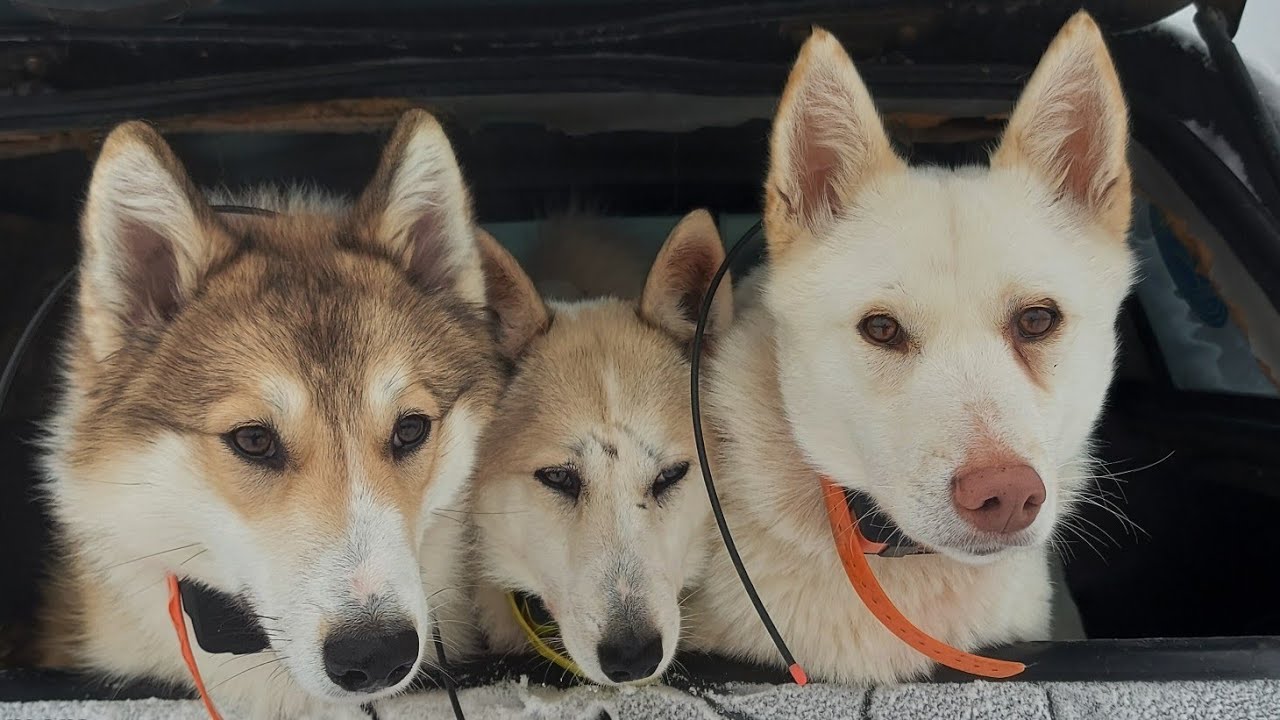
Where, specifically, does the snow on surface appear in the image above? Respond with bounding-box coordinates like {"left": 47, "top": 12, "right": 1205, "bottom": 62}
{"left": 6, "top": 681, "right": 1280, "bottom": 720}
{"left": 1158, "top": 3, "right": 1280, "bottom": 123}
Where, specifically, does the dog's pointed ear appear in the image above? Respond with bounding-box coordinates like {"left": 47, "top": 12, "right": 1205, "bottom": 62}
{"left": 640, "top": 209, "right": 733, "bottom": 344}
{"left": 79, "top": 121, "right": 235, "bottom": 362}
{"left": 992, "top": 11, "right": 1131, "bottom": 238}
{"left": 475, "top": 227, "right": 547, "bottom": 359}
{"left": 765, "top": 27, "right": 905, "bottom": 259}
{"left": 355, "top": 110, "right": 485, "bottom": 305}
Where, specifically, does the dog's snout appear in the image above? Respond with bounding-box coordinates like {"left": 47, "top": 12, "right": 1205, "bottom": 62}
{"left": 322, "top": 624, "right": 419, "bottom": 694}
{"left": 596, "top": 625, "right": 664, "bottom": 684}
{"left": 952, "top": 464, "right": 1045, "bottom": 535}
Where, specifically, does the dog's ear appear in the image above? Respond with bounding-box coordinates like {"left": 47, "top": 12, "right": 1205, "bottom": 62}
{"left": 765, "top": 27, "right": 905, "bottom": 259}
{"left": 992, "top": 11, "right": 1131, "bottom": 239}
{"left": 79, "top": 121, "right": 236, "bottom": 362}
{"left": 355, "top": 110, "right": 485, "bottom": 305}
{"left": 640, "top": 209, "right": 733, "bottom": 344}
{"left": 475, "top": 227, "right": 547, "bottom": 359}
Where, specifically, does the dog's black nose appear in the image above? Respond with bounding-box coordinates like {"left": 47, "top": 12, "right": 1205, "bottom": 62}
{"left": 597, "top": 628, "right": 664, "bottom": 683}
{"left": 322, "top": 625, "right": 419, "bottom": 694}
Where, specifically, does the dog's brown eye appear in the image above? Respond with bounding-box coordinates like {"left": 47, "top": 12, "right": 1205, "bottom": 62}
{"left": 535, "top": 466, "right": 581, "bottom": 501}
{"left": 391, "top": 414, "right": 431, "bottom": 459}
{"left": 232, "top": 426, "right": 274, "bottom": 456}
{"left": 1016, "top": 307, "right": 1059, "bottom": 340}
{"left": 859, "top": 314, "right": 903, "bottom": 346}
{"left": 225, "top": 425, "right": 283, "bottom": 469}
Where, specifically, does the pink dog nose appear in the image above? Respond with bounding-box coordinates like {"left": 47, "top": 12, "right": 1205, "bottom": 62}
{"left": 952, "top": 464, "right": 1046, "bottom": 534}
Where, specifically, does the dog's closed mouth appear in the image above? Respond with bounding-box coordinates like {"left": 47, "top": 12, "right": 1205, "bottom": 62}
{"left": 507, "top": 591, "right": 584, "bottom": 679}
{"left": 177, "top": 579, "right": 270, "bottom": 656}
{"left": 842, "top": 489, "right": 932, "bottom": 558}
{"left": 513, "top": 591, "right": 557, "bottom": 630}
{"left": 843, "top": 488, "right": 1040, "bottom": 557}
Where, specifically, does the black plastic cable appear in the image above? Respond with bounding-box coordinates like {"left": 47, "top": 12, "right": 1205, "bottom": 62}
{"left": 1193, "top": 2, "right": 1280, "bottom": 198}
{"left": 0, "top": 202, "right": 467, "bottom": 719}
{"left": 0, "top": 268, "right": 71, "bottom": 415}
{"left": 688, "top": 219, "right": 803, "bottom": 681}
{"left": 432, "top": 622, "right": 465, "bottom": 720}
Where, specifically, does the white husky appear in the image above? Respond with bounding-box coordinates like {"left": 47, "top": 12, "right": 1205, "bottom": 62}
{"left": 688, "top": 12, "right": 1135, "bottom": 684}
{"left": 471, "top": 211, "right": 731, "bottom": 686}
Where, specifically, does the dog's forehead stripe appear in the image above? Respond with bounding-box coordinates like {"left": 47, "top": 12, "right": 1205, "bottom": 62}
{"left": 601, "top": 362, "right": 622, "bottom": 425}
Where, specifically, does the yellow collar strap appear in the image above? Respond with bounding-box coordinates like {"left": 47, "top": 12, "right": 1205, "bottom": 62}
{"left": 507, "top": 592, "right": 585, "bottom": 679}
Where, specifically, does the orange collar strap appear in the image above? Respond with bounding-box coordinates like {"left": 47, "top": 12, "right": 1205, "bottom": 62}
{"left": 818, "top": 476, "right": 1026, "bottom": 679}
{"left": 166, "top": 573, "right": 225, "bottom": 720}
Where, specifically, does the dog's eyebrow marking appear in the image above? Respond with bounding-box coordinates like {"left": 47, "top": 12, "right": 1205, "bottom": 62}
{"left": 366, "top": 361, "right": 459, "bottom": 419}
{"left": 367, "top": 364, "right": 412, "bottom": 417}
{"left": 615, "top": 423, "right": 662, "bottom": 462}
{"left": 566, "top": 437, "right": 590, "bottom": 460}
{"left": 567, "top": 433, "right": 621, "bottom": 463}
{"left": 260, "top": 375, "right": 307, "bottom": 418}
{"left": 590, "top": 432, "right": 619, "bottom": 459}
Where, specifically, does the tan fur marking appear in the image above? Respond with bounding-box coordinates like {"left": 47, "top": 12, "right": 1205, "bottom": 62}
{"left": 955, "top": 430, "right": 1029, "bottom": 479}
{"left": 991, "top": 11, "right": 1132, "bottom": 240}
{"left": 476, "top": 227, "right": 548, "bottom": 358}
{"left": 1003, "top": 299, "right": 1064, "bottom": 392}
{"left": 765, "top": 27, "right": 906, "bottom": 261}
{"left": 639, "top": 209, "right": 733, "bottom": 344}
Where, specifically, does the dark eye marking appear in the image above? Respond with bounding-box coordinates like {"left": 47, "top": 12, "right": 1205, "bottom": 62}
{"left": 535, "top": 465, "right": 581, "bottom": 501}
{"left": 652, "top": 461, "right": 690, "bottom": 500}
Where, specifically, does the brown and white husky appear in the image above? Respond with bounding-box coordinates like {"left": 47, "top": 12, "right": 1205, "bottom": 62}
{"left": 688, "top": 12, "right": 1136, "bottom": 683}
{"left": 36, "top": 110, "right": 541, "bottom": 718}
